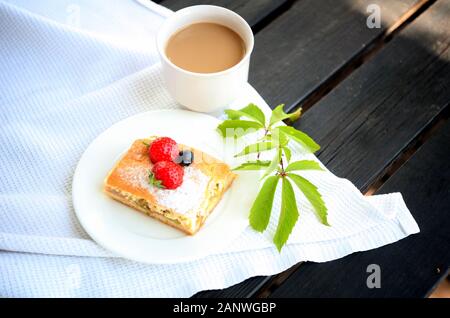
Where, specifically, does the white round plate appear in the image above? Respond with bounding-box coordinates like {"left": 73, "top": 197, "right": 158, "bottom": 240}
{"left": 72, "top": 110, "right": 258, "bottom": 264}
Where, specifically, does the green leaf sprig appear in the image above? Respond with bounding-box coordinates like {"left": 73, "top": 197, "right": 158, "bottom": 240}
{"left": 217, "top": 103, "right": 329, "bottom": 251}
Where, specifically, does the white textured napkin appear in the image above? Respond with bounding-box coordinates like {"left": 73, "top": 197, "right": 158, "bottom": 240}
{"left": 0, "top": 1, "right": 419, "bottom": 297}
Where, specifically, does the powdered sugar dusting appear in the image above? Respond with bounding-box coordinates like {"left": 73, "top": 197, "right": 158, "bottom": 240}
{"left": 117, "top": 165, "right": 210, "bottom": 216}
{"left": 116, "top": 165, "right": 147, "bottom": 189}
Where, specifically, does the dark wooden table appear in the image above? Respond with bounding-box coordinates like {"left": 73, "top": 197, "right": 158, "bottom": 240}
{"left": 158, "top": 0, "right": 450, "bottom": 297}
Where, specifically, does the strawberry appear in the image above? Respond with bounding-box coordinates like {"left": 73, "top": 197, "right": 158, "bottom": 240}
{"left": 148, "top": 137, "right": 179, "bottom": 163}
{"left": 151, "top": 161, "right": 184, "bottom": 189}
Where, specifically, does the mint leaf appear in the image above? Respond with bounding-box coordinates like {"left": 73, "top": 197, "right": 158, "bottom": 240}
{"left": 225, "top": 103, "right": 266, "bottom": 126}
{"left": 234, "top": 141, "right": 275, "bottom": 157}
{"left": 217, "top": 120, "right": 264, "bottom": 137}
{"left": 273, "top": 178, "right": 299, "bottom": 251}
{"left": 148, "top": 171, "right": 165, "bottom": 189}
{"left": 249, "top": 176, "right": 280, "bottom": 232}
{"left": 233, "top": 161, "right": 271, "bottom": 170}
{"left": 261, "top": 148, "right": 281, "bottom": 180}
{"left": 282, "top": 146, "right": 292, "bottom": 162}
{"left": 269, "top": 104, "right": 302, "bottom": 127}
{"left": 288, "top": 173, "right": 329, "bottom": 226}
{"left": 276, "top": 126, "right": 320, "bottom": 153}
{"left": 285, "top": 160, "right": 324, "bottom": 172}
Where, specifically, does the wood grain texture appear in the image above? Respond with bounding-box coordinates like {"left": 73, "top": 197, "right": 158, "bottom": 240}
{"left": 270, "top": 118, "right": 450, "bottom": 297}
{"left": 294, "top": 0, "right": 450, "bottom": 192}
{"left": 249, "top": 0, "right": 418, "bottom": 109}
{"left": 194, "top": 276, "right": 267, "bottom": 298}
{"left": 160, "top": 0, "right": 292, "bottom": 32}
{"left": 267, "top": 0, "right": 450, "bottom": 297}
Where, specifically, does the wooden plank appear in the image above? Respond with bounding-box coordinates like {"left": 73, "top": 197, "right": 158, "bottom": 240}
{"left": 265, "top": 0, "right": 450, "bottom": 297}
{"left": 159, "top": 0, "right": 292, "bottom": 32}
{"left": 270, "top": 118, "right": 450, "bottom": 297}
{"left": 194, "top": 276, "right": 267, "bottom": 298}
{"left": 293, "top": 0, "right": 450, "bottom": 192}
{"left": 249, "top": 0, "right": 420, "bottom": 109}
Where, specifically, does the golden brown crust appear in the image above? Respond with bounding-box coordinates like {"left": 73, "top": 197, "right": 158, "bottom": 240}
{"left": 103, "top": 136, "right": 236, "bottom": 235}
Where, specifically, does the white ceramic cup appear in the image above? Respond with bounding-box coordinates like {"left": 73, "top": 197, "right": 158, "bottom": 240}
{"left": 156, "top": 5, "right": 254, "bottom": 113}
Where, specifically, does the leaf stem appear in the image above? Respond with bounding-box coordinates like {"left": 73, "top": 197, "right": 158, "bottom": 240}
{"left": 279, "top": 156, "right": 287, "bottom": 177}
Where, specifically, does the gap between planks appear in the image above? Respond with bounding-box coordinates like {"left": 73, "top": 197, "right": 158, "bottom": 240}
{"left": 365, "top": 103, "right": 450, "bottom": 195}
{"left": 252, "top": 1, "right": 444, "bottom": 297}
{"left": 250, "top": 0, "right": 297, "bottom": 34}
{"left": 284, "top": 0, "right": 437, "bottom": 117}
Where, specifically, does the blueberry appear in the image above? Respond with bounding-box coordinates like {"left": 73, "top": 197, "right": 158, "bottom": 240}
{"left": 177, "top": 150, "right": 194, "bottom": 166}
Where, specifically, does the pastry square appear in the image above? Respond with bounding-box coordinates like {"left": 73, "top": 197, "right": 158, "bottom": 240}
{"left": 104, "top": 137, "right": 236, "bottom": 235}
